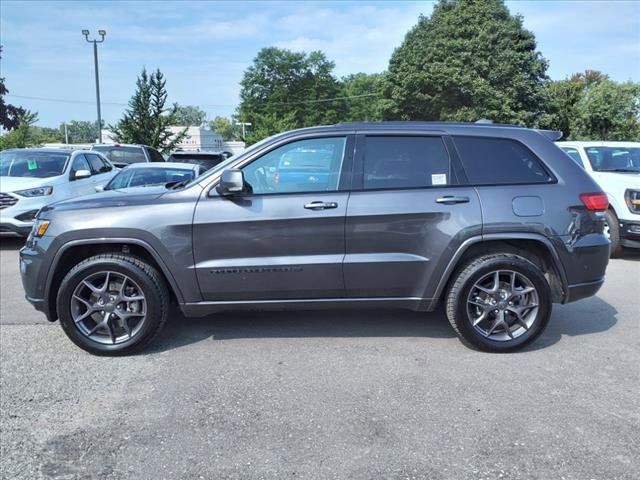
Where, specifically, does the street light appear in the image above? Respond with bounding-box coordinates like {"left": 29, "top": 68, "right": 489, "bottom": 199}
{"left": 82, "top": 29, "right": 106, "bottom": 143}
{"left": 234, "top": 121, "right": 252, "bottom": 141}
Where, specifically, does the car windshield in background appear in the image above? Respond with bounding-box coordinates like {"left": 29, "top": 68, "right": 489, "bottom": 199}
{"left": 167, "top": 154, "right": 225, "bottom": 171}
{"left": 0, "top": 150, "right": 70, "bottom": 178}
{"left": 584, "top": 147, "right": 640, "bottom": 172}
{"left": 92, "top": 146, "right": 146, "bottom": 165}
{"left": 106, "top": 167, "right": 195, "bottom": 190}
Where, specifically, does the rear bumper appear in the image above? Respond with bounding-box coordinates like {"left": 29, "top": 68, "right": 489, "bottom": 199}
{"left": 619, "top": 220, "right": 640, "bottom": 249}
{"left": 565, "top": 278, "right": 605, "bottom": 303}
{"left": 559, "top": 233, "right": 610, "bottom": 304}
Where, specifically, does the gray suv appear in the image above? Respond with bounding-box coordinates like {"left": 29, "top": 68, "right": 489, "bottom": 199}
{"left": 20, "top": 122, "right": 610, "bottom": 355}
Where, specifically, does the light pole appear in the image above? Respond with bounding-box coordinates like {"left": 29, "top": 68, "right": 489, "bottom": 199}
{"left": 82, "top": 29, "right": 106, "bottom": 143}
{"left": 234, "top": 121, "right": 252, "bottom": 141}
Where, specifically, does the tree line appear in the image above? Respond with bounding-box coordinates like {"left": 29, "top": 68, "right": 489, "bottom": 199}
{"left": 2, "top": 0, "right": 638, "bottom": 151}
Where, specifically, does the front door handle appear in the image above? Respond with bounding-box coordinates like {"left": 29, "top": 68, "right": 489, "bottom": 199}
{"left": 304, "top": 201, "right": 338, "bottom": 210}
{"left": 435, "top": 195, "right": 470, "bottom": 205}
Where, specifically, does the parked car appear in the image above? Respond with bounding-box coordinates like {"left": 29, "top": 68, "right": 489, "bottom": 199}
{"left": 90, "top": 144, "right": 165, "bottom": 168}
{"left": 20, "top": 122, "right": 610, "bottom": 355}
{"left": 1, "top": 148, "right": 116, "bottom": 236}
{"left": 166, "top": 151, "right": 227, "bottom": 172}
{"left": 99, "top": 162, "right": 204, "bottom": 192}
{"left": 557, "top": 141, "right": 640, "bottom": 256}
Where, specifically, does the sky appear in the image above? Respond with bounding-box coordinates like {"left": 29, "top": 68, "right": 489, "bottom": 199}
{"left": 1, "top": 0, "right": 639, "bottom": 128}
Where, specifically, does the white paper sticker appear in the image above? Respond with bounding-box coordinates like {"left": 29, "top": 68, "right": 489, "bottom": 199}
{"left": 431, "top": 173, "right": 447, "bottom": 186}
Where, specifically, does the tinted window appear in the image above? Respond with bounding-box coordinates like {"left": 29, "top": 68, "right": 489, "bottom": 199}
{"left": 147, "top": 147, "right": 165, "bottom": 162}
{"left": 560, "top": 148, "right": 584, "bottom": 168}
{"left": 85, "top": 153, "right": 112, "bottom": 173}
{"left": 584, "top": 146, "right": 640, "bottom": 172}
{"left": 106, "top": 167, "right": 195, "bottom": 190}
{"left": 167, "top": 154, "right": 225, "bottom": 171}
{"left": 0, "top": 150, "right": 69, "bottom": 178}
{"left": 454, "top": 136, "right": 553, "bottom": 184}
{"left": 93, "top": 146, "right": 147, "bottom": 165}
{"left": 70, "top": 154, "right": 91, "bottom": 175}
{"left": 242, "top": 137, "right": 347, "bottom": 194}
{"left": 363, "top": 136, "right": 450, "bottom": 190}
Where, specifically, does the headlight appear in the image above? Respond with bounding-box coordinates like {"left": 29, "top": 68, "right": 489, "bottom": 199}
{"left": 31, "top": 219, "right": 51, "bottom": 237}
{"left": 625, "top": 189, "right": 640, "bottom": 214}
{"left": 14, "top": 186, "right": 54, "bottom": 197}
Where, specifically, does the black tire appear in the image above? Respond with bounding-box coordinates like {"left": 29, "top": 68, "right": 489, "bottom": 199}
{"left": 604, "top": 209, "right": 623, "bottom": 258}
{"left": 57, "top": 253, "right": 169, "bottom": 355}
{"left": 446, "top": 254, "right": 552, "bottom": 352}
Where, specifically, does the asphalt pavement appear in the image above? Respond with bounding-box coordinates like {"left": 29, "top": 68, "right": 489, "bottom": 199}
{"left": 1, "top": 237, "right": 639, "bottom": 479}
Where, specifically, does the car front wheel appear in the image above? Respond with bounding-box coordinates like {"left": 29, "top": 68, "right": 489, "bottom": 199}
{"left": 446, "top": 254, "right": 552, "bottom": 352}
{"left": 57, "top": 253, "right": 169, "bottom": 355}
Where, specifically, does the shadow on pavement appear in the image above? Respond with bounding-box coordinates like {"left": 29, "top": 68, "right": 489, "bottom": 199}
{"left": 149, "top": 294, "right": 619, "bottom": 354}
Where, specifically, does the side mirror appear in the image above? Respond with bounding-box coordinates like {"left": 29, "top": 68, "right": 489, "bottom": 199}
{"left": 216, "top": 169, "right": 246, "bottom": 196}
{"left": 94, "top": 185, "right": 105, "bottom": 192}
{"left": 73, "top": 169, "right": 91, "bottom": 180}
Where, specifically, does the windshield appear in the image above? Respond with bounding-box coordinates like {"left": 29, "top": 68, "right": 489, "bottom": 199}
{"left": 0, "top": 150, "right": 70, "bottom": 178}
{"left": 106, "top": 167, "right": 195, "bottom": 190}
{"left": 584, "top": 146, "right": 640, "bottom": 172}
{"left": 93, "top": 146, "right": 146, "bottom": 165}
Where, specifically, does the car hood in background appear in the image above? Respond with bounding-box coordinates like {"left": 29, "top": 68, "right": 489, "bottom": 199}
{"left": 0, "top": 175, "right": 66, "bottom": 193}
{"left": 41, "top": 185, "right": 169, "bottom": 213}
{"left": 591, "top": 170, "right": 640, "bottom": 189}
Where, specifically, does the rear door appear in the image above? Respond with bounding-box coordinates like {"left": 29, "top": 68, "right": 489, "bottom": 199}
{"left": 193, "top": 134, "right": 355, "bottom": 301}
{"left": 344, "top": 132, "right": 482, "bottom": 298}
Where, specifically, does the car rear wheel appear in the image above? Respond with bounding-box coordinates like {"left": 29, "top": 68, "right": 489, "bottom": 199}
{"left": 57, "top": 253, "right": 169, "bottom": 355}
{"left": 446, "top": 254, "right": 552, "bottom": 352}
{"left": 604, "top": 209, "right": 623, "bottom": 258}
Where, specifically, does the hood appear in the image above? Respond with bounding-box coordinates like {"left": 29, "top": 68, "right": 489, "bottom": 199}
{"left": 40, "top": 185, "right": 169, "bottom": 214}
{"left": 0, "top": 175, "right": 65, "bottom": 193}
{"left": 591, "top": 170, "right": 640, "bottom": 190}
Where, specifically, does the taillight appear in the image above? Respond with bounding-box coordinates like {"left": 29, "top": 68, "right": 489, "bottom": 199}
{"left": 580, "top": 192, "right": 609, "bottom": 211}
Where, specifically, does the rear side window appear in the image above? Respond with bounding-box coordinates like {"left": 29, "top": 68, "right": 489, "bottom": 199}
{"left": 86, "top": 153, "right": 112, "bottom": 173}
{"left": 96, "top": 147, "right": 147, "bottom": 165}
{"left": 147, "top": 147, "right": 165, "bottom": 162}
{"left": 363, "top": 136, "right": 450, "bottom": 190}
{"left": 454, "top": 136, "right": 553, "bottom": 185}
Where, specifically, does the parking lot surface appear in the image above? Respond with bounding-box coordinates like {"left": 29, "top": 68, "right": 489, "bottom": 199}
{"left": 1, "top": 237, "right": 639, "bottom": 479}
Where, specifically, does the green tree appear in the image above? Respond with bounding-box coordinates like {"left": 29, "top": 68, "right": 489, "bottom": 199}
{"left": 210, "top": 116, "right": 241, "bottom": 141}
{"left": 573, "top": 80, "right": 640, "bottom": 140}
{"left": 0, "top": 45, "right": 26, "bottom": 131}
{"left": 111, "top": 68, "right": 186, "bottom": 152}
{"left": 59, "top": 120, "right": 102, "bottom": 143}
{"left": 237, "top": 47, "right": 344, "bottom": 143}
{"left": 341, "top": 73, "right": 384, "bottom": 122}
{"left": 0, "top": 110, "right": 39, "bottom": 149}
{"left": 173, "top": 104, "right": 207, "bottom": 126}
{"left": 383, "top": 0, "right": 548, "bottom": 124}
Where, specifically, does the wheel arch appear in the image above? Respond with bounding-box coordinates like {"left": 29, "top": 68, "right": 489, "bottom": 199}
{"left": 428, "top": 233, "right": 568, "bottom": 309}
{"left": 45, "top": 238, "right": 184, "bottom": 322}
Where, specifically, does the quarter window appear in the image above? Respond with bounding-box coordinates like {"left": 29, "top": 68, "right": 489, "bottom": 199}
{"left": 561, "top": 148, "right": 584, "bottom": 168}
{"left": 454, "top": 136, "right": 553, "bottom": 185}
{"left": 363, "top": 136, "right": 450, "bottom": 190}
{"left": 242, "top": 137, "right": 347, "bottom": 194}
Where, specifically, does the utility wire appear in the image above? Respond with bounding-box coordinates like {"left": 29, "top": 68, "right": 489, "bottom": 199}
{"left": 6, "top": 92, "right": 381, "bottom": 109}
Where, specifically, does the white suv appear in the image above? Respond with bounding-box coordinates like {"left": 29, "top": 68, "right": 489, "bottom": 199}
{"left": 557, "top": 141, "right": 640, "bottom": 256}
{"left": 0, "top": 148, "right": 117, "bottom": 236}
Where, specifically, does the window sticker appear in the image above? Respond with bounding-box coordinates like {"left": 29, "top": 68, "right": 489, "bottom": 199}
{"left": 27, "top": 160, "right": 38, "bottom": 170}
{"left": 431, "top": 173, "right": 447, "bottom": 185}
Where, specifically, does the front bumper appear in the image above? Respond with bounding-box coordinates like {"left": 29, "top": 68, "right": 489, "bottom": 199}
{"left": 0, "top": 222, "right": 31, "bottom": 237}
{"left": 619, "top": 220, "right": 640, "bottom": 249}
{"left": 20, "top": 237, "right": 56, "bottom": 321}
{"left": 0, "top": 196, "right": 49, "bottom": 236}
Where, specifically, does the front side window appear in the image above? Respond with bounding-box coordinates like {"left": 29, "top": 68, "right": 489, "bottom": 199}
{"left": 584, "top": 146, "right": 640, "bottom": 172}
{"left": 0, "top": 150, "right": 70, "bottom": 178}
{"left": 561, "top": 148, "right": 585, "bottom": 168}
{"left": 363, "top": 136, "right": 450, "bottom": 190}
{"left": 70, "top": 154, "right": 91, "bottom": 175}
{"left": 242, "top": 137, "right": 347, "bottom": 194}
{"left": 454, "top": 136, "right": 553, "bottom": 185}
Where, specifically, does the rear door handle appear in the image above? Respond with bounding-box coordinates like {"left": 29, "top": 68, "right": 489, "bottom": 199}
{"left": 435, "top": 195, "right": 470, "bottom": 205}
{"left": 304, "top": 201, "right": 338, "bottom": 210}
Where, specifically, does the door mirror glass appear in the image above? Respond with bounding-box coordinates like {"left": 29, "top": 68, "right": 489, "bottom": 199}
{"left": 216, "top": 169, "right": 247, "bottom": 196}
{"left": 73, "top": 169, "right": 91, "bottom": 180}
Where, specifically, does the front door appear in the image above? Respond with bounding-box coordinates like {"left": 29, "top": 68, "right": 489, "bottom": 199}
{"left": 193, "top": 135, "right": 354, "bottom": 301}
{"left": 344, "top": 133, "right": 482, "bottom": 298}
{"left": 68, "top": 153, "right": 95, "bottom": 196}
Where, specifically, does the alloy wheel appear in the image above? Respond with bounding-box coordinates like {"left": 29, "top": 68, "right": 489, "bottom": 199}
{"left": 70, "top": 271, "right": 147, "bottom": 345}
{"left": 466, "top": 270, "right": 539, "bottom": 342}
